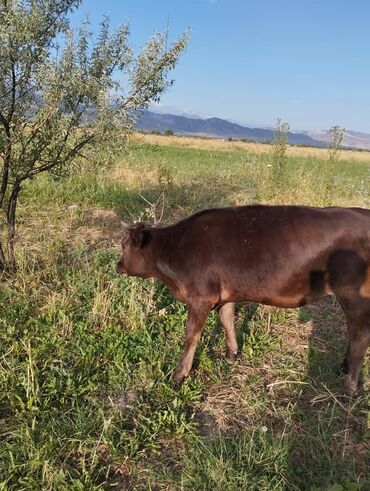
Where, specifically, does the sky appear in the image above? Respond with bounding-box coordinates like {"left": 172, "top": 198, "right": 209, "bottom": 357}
{"left": 70, "top": 1, "right": 370, "bottom": 133}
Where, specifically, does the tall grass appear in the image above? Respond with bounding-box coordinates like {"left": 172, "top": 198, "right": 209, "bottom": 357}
{"left": 0, "top": 139, "right": 369, "bottom": 490}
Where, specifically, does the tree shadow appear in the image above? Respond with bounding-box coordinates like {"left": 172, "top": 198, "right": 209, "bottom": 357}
{"left": 75, "top": 180, "right": 247, "bottom": 257}
{"left": 61, "top": 179, "right": 249, "bottom": 261}
{"left": 111, "top": 178, "right": 257, "bottom": 224}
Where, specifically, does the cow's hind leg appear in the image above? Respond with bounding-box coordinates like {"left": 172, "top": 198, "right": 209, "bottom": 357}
{"left": 341, "top": 301, "right": 370, "bottom": 397}
{"left": 219, "top": 303, "right": 238, "bottom": 361}
{"left": 173, "top": 303, "right": 211, "bottom": 385}
{"left": 341, "top": 346, "right": 350, "bottom": 374}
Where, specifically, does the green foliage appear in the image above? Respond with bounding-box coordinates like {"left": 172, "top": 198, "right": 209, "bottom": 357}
{"left": 0, "top": 0, "right": 188, "bottom": 269}
{"left": 174, "top": 431, "right": 290, "bottom": 491}
{"left": 0, "top": 251, "right": 200, "bottom": 489}
{"left": 322, "top": 481, "right": 361, "bottom": 491}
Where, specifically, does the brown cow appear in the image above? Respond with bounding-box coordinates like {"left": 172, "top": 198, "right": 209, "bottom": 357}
{"left": 116, "top": 205, "right": 370, "bottom": 397}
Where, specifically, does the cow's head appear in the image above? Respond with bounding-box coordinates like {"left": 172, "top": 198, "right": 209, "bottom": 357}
{"left": 117, "top": 222, "right": 154, "bottom": 278}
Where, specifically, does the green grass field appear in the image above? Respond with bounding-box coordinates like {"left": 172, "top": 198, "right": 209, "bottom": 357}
{"left": 1, "top": 139, "right": 369, "bottom": 490}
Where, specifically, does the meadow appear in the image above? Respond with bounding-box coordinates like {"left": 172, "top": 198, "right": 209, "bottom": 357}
{"left": 0, "top": 134, "right": 369, "bottom": 490}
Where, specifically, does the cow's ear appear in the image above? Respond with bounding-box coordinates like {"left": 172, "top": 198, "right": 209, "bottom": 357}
{"left": 131, "top": 227, "right": 151, "bottom": 248}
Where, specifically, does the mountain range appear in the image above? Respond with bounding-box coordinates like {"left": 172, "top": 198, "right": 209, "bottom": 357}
{"left": 137, "top": 111, "right": 370, "bottom": 150}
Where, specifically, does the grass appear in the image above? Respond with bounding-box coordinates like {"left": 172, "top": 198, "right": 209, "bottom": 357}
{"left": 132, "top": 131, "right": 370, "bottom": 164}
{"left": 0, "top": 136, "right": 369, "bottom": 490}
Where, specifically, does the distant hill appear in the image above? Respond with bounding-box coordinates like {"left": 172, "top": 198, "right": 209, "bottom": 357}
{"left": 306, "top": 129, "right": 370, "bottom": 151}
{"left": 137, "top": 111, "right": 370, "bottom": 150}
{"left": 137, "top": 111, "right": 327, "bottom": 147}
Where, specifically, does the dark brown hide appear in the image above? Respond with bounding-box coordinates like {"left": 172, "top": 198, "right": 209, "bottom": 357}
{"left": 117, "top": 205, "right": 370, "bottom": 396}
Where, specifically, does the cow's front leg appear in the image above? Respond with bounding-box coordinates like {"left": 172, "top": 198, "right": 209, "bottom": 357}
{"left": 340, "top": 300, "right": 370, "bottom": 397}
{"left": 173, "top": 303, "right": 211, "bottom": 384}
{"left": 342, "top": 323, "right": 370, "bottom": 397}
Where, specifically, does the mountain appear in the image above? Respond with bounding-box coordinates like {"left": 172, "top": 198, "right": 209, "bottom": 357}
{"left": 306, "top": 129, "right": 370, "bottom": 151}
{"left": 137, "top": 111, "right": 327, "bottom": 147}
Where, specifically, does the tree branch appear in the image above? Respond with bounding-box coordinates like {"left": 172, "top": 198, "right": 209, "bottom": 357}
{"left": 6, "top": 51, "right": 16, "bottom": 122}
{"left": 26, "top": 133, "right": 95, "bottom": 179}
{"left": 122, "top": 54, "right": 174, "bottom": 110}
{"left": 0, "top": 110, "right": 10, "bottom": 133}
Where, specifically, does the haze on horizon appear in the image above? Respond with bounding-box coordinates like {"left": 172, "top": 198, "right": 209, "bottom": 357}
{"left": 70, "top": 0, "right": 370, "bottom": 133}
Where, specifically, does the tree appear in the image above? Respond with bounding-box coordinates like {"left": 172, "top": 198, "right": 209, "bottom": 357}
{"left": 323, "top": 125, "right": 345, "bottom": 205}
{"left": 328, "top": 125, "right": 345, "bottom": 164}
{"left": 271, "top": 118, "right": 289, "bottom": 173}
{"left": 270, "top": 118, "right": 289, "bottom": 188}
{"left": 0, "top": 0, "right": 189, "bottom": 271}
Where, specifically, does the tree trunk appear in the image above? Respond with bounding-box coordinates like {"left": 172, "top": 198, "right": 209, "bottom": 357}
{"left": 0, "top": 118, "right": 11, "bottom": 207}
{"left": 0, "top": 240, "right": 6, "bottom": 271}
{"left": 6, "top": 181, "right": 20, "bottom": 271}
{"left": 0, "top": 148, "right": 11, "bottom": 207}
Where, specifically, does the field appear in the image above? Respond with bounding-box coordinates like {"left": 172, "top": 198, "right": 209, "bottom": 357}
{"left": 132, "top": 132, "right": 370, "bottom": 163}
{"left": 1, "top": 135, "right": 370, "bottom": 490}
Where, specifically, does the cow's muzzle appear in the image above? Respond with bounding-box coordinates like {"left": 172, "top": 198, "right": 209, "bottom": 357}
{"left": 116, "top": 261, "right": 127, "bottom": 276}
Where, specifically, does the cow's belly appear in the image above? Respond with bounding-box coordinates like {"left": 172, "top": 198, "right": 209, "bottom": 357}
{"left": 219, "top": 273, "right": 333, "bottom": 308}
{"left": 220, "top": 290, "right": 334, "bottom": 308}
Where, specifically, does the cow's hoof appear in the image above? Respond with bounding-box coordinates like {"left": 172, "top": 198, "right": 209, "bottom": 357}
{"left": 338, "top": 393, "right": 352, "bottom": 404}
{"left": 342, "top": 376, "right": 357, "bottom": 399}
{"left": 225, "top": 351, "right": 238, "bottom": 363}
{"left": 173, "top": 368, "right": 186, "bottom": 385}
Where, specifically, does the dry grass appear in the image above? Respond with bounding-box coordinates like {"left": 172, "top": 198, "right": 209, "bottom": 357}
{"left": 132, "top": 131, "right": 370, "bottom": 163}
{"left": 108, "top": 160, "right": 160, "bottom": 189}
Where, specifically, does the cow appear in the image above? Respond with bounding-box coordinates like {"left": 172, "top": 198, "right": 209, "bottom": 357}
{"left": 116, "top": 205, "right": 370, "bottom": 397}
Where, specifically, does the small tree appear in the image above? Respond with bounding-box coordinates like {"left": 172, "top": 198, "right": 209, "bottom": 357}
{"left": 328, "top": 125, "right": 344, "bottom": 163}
{"left": 271, "top": 118, "right": 289, "bottom": 175}
{"left": 270, "top": 118, "right": 289, "bottom": 192}
{"left": 322, "top": 125, "right": 344, "bottom": 205}
{"left": 0, "top": 0, "right": 188, "bottom": 270}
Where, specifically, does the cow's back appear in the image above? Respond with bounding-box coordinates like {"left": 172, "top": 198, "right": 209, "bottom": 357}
{"left": 155, "top": 205, "right": 370, "bottom": 308}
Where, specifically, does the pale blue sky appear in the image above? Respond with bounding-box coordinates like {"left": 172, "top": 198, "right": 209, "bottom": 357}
{"left": 70, "top": 1, "right": 370, "bottom": 132}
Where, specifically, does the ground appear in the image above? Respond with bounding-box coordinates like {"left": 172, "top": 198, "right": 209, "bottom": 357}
{"left": 0, "top": 135, "right": 369, "bottom": 490}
